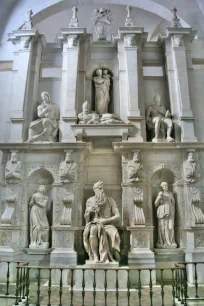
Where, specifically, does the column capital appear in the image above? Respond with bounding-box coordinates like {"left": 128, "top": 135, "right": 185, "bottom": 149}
{"left": 113, "top": 27, "right": 147, "bottom": 46}
{"left": 163, "top": 27, "right": 197, "bottom": 45}
{"left": 8, "top": 29, "right": 40, "bottom": 50}
{"left": 57, "top": 28, "right": 86, "bottom": 46}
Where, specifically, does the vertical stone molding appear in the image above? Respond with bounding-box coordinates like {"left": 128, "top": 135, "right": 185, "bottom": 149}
{"left": 7, "top": 29, "right": 40, "bottom": 142}
{"left": 57, "top": 28, "right": 86, "bottom": 142}
{"left": 163, "top": 27, "right": 197, "bottom": 142}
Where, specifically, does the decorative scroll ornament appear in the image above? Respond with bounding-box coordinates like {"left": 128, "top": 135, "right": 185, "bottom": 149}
{"left": 191, "top": 196, "right": 204, "bottom": 225}
{"left": 172, "top": 35, "right": 183, "bottom": 47}
{"left": 133, "top": 188, "right": 145, "bottom": 225}
{"left": 69, "top": 6, "right": 79, "bottom": 28}
{"left": 171, "top": 7, "right": 182, "bottom": 28}
{"left": 125, "top": 5, "right": 135, "bottom": 27}
{"left": 92, "top": 8, "right": 113, "bottom": 41}
{"left": 60, "top": 195, "right": 73, "bottom": 225}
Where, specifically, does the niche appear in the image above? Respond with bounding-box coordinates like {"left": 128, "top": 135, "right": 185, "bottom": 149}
{"left": 151, "top": 167, "right": 178, "bottom": 248}
{"left": 27, "top": 168, "right": 54, "bottom": 247}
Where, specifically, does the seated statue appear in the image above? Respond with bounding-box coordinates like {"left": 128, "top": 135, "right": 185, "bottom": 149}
{"left": 5, "top": 152, "right": 21, "bottom": 182}
{"left": 83, "top": 180, "right": 120, "bottom": 263}
{"left": 146, "top": 94, "right": 174, "bottom": 142}
{"left": 78, "top": 100, "right": 100, "bottom": 124}
{"left": 27, "top": 92, "right": 60, "bottom": 143}
{"left": 29, "top": 185, "right": 49, "bottom": 248}
{"left": 59, "top": 152, "right": 77, "bottom": 183}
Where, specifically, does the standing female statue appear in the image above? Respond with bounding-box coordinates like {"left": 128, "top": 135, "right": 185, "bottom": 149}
{"left": 29, "top": 185, "right": 50, "bottom": 248}
{"left": 93, "top": 68, "right": 111, "bottom": 115}
{"left": 155, "top": 182, "right": 177, "bottom": 248}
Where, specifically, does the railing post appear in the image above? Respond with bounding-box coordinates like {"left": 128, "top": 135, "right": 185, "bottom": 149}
{"left": 59, "top": 269, "right": 63, "bottom": 306}
{"left": 183, "top": 267, "right": 188, "bottom": 306}
{"left": 116, "top": 269, "right": 119, "bottom": 306}
{"left": 25, "top": 267, "right": 30, "bottom": 306}
{"left": 194, "top": 263, "right": 199, "bottom": 298}
{"left": 127, "top": 269, "right": 130, "bottom": 306}
{"left": 93, "top": 269, "right": 96, "bottom": 306}
{"left": 48, "top": 269, "right": 52, "bottom": 306}
{"left": 82, "top": 269, "right": 85, "bottom": 306}
{"left": 104, "top": 269, "right": 107, "bottom": 306}
{"left": 160, "top": 269, "right": 165, "bottom": 306}
{"left": 138, "top": 270, "right": 142, "bottom": 306}
{"left": 15, "top": 264, "right": 20, "bottom": 305}
{"left": 5, "top": 262, "right": 10, "bottom": 296}
{"left": 149, "top": 269, "right": 153, "bottom": 306}
{"left": 171, "top": 268, "right": 176, "bottom": 306}
{"left": 36, "top": 268, "right": 41, "bottom": 306}
{"left": 70, "top": 269, "right": 74, "bottom": 306}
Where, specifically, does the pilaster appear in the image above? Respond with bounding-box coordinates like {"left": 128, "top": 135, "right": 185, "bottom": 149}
{"left": 164, "top": 27, "right": 197, "bottom": 142}
{"left": 57, "top": 28, "right": 86, "bottom": 142}
{"left": 7, "top": 29, "right": 39, "bottom": 142}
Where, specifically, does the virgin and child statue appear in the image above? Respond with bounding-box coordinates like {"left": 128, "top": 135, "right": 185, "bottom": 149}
{"left": 83, "top": 180, "right": 121, "bottom": 263}
{"left": 93, "top": 68, "right": 111, "bottom": 115}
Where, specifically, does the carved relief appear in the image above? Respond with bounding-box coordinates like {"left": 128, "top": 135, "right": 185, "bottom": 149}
{"left": 59, "top": 151, "right": 77, "bottom": 184}
{"left": 127, "top": 151, "right": 143, "bottom": 183}
{"left": 183, "top": 151, "right": 200, "bottom": 184}
{"left": 0, "top": 231, "right": 12, "bottom": 246}
{"left": 5, "top": 152, "right": 22, "bottom": 183}
{"left": 125, "top": 34, "right": 136, "bottom": 47}
{"left": 195, "top": 233, "right": 204, "bottom": 247}
{"left": 67, "top": 35, "right": 78, "bottom": 47}
{"left": 53, "top": 231, "right": 73, "bottom": 248}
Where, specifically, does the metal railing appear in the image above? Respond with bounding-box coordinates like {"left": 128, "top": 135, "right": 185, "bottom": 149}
{"left": 0, "top": 260, "right": 28, "bottom": 301}
{"left": 0, "top": 260, "right": 204, "bottom": 305}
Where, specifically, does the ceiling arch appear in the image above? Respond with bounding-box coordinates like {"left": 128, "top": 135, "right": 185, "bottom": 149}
{"left": 0, "top": 0, "right": 191, "bottom": 42}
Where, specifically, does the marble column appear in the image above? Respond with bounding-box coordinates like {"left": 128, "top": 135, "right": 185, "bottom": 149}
{"left": 7, "top": 29, "right": 39, "bottom": 142}
{"left": 164, "top": 27, "right": 197, "bottom": 142}
{"left": 58, "top": 28, "right": 86, "bottom": 142}
{"left": 115, "top": 28, "right": 147, "bottom": 142}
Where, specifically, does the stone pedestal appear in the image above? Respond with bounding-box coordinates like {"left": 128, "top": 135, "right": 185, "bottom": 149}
{"left": 74, "top": 262, "right": 128, "bottom": 290}
{"left": 155, "top": 248, "right": 184, "bottom": 282}
{"left": 185, "top": 226, "right": 204, "bottom": 284}
{"left": 127, "top": 226, "right": 155, "bottom": 285}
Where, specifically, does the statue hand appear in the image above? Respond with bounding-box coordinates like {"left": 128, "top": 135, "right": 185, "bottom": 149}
{"left": 94, "top": 218, "right": 106, "bottom": 224}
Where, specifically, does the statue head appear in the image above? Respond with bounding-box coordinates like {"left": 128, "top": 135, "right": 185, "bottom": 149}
{"left": 38, "top": 185, "right": 46, "bottom": 194}
{"left": 10, "top": 152, "right": 18, "bottom": 163}
{"left": 93, "top": 180, "right": 104, "bottom": 193}
{"left": 133, "top": 152, "right": 139, "bottom": 163}
{"left": 41, "top": 92, "right": 51, "bottom": 105}
{"left": 96, "top": 68, "right": 102, "bottom": 77}
{"left": 65, "top": 152, "right": 72, "bottom": 163}
{"left": 82, "top": 100, "right": 90, "bottom": 115}
{"left": 161, "top": 181, "right": 168, "bottom": 191}
{"left": 187, "top": 151, "right": 195, "bottom": 162}
{"left": 103, "top": 69, "right": 108, "bottom": 75}
{"left": 154, "top": 93, "right": 161, "bottom": 106}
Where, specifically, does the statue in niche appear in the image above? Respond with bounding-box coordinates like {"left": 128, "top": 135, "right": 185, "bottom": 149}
{"left": 127, "top": 152, "right": 143, "bottom": 182}
{"left": 183, "top": 152, "right": 200, "bottom": 184}
{"left": 155, "top": 182, "right": 177, "bottom": 248}
{"left": 29, "top": 185, "right": 49, "bottom": 248}
{"left": 27, "top": 91, "right": 60, "bottom": 143}
{"left": 59, "top": 152, "right": 77, "bottom": 183}
{"left": 78, "top": 100, "right": 100, "bottom": 124}
{"left": 83, "top": 180, "right": 120, "bottom": 263}
{"left": 21, "top": 9, "right": 33, "bottom": 30}
{"left": 5, "top": 152, "right": 22, "bottom": 182}
{"left": 93, "top": 68, "right": 111, "bottom": 115}
{"left": 146, "top": 93, "right": 174, "bottom": 143}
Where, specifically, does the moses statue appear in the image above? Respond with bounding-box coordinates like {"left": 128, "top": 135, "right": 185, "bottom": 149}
{"left": 83, "top": 180, "right": 120, "bottom": 263}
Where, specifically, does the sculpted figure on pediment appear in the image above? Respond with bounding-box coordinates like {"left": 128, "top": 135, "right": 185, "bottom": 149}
{"left": 146, "top": 94, "right": 174, "bottom": 143}
{"left": 183, "top": 152, "right": 200, "bottom": 184}
{"left": 78, "top": 101, "right": 100, "bottom": 124}
{"left": 83, "top": 180, "right": 120, "bottom": 263}
{"left": 59, "top": 152, "right": 77, "bottom": 183}
{"left": 27, "top": 91, "right": 59, "bottom": 143}
{"left": 5, "top": 152, "right": 22, "bottom": 182}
